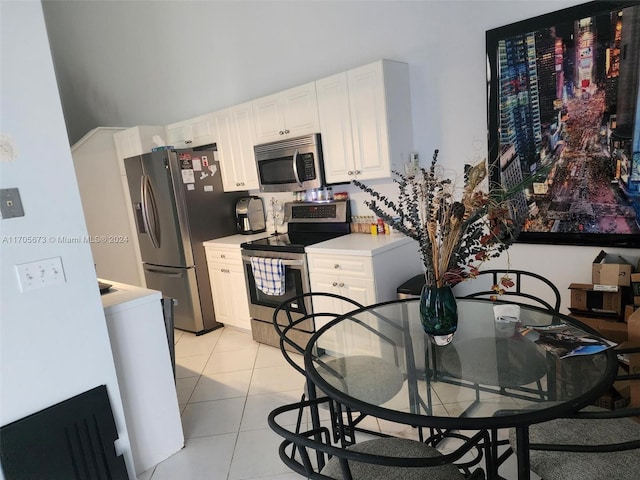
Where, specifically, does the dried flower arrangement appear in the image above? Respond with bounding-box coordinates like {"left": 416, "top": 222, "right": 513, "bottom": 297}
{"left": 353, "top": 149, "right": 546, "bottom": 290}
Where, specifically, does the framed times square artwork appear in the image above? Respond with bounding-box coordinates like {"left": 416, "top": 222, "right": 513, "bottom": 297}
{"left": 486, "top": 1, "right": 640, "bottom": 247}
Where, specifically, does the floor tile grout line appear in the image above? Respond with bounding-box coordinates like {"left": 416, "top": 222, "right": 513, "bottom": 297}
{"left": 224, "top": 340, "right": 263, "bottom": 480}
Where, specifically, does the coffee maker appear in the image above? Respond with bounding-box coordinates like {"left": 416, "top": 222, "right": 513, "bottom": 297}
{"left": 235, "top": 196, "right": 266, "bottom": 234}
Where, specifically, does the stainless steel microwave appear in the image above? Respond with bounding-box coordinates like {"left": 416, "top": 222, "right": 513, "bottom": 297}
{"left": 254, "top": 133, "right": 325, "bottom": 192}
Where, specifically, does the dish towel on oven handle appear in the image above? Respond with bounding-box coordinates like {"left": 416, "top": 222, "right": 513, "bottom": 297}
{"left": 250, "top": 257, "right": 285, "bottom": 296}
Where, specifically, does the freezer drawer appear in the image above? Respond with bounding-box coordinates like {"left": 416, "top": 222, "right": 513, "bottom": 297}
{"left": 143, "top": 264, "right": 220, "bottom": 334}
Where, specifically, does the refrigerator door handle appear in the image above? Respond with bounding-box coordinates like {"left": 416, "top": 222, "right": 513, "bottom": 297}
{"left": 141, "top": 175, "right": 161, "bottom": 249}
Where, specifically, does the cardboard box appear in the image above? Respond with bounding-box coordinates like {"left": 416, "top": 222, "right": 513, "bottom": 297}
{"left": 631, "top": 273, "right": 640, "bottom": 304}
{"left": 569, "top": 283, "right": 623, "bottom": 316}
{"left": 570, "top": 314, "right": 628, "bottom": 343}
{"left": 592, "top": 250, "right": 634, "bottom": 287}
{"left": 629, "top": 308, "right": 640, "bottom": 341}
{"left": 619, "top": 339, "right": 640, "bottom": 410}
{"left": 625, "top": 304, "right": 640, "bottom": 322}
{"left": 593, "top": 384, "right": 630, "bottom": 410}
{"left": 625, "top": 313, "right": 640, "bottom": 409}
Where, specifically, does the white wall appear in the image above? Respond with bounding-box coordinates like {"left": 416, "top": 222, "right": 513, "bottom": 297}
{"left": 0, "top": 2, "right": 134, "bottom": 476}
{"left": 40, "top": 0, "right": 639, "bottom": 311}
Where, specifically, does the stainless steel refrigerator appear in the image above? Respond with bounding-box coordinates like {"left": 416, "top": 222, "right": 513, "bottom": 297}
{"left": 125, "top": 148, "right": 247, "bottom": 334}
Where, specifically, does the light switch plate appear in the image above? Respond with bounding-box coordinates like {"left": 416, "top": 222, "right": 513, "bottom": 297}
{"left": 15, "top": 257, "right": 66, "bottom": 292}
{"left": 0, "top": 188, "right": 24, "bottom": 219}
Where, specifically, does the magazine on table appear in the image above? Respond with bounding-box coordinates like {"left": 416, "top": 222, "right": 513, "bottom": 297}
{"left": 518, "top": 323, "right": 617, "bottom": 359}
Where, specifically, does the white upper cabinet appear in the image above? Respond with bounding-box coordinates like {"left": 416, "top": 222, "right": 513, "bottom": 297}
{"left": 113, "top": 125, "right": 167, "bottom": 176}
{"left": 317, "top": 60, "right": 414, "bottom": 184}
{"left": 316, "top": 72, "right": 355, "bottom": 182}
{"left": 212, "top": 102, "right": 259, "bottom": 192}
{"left": 252, "top": 82, "right": 320, "bottom": 144}
{"left": 166, "top": 112, "right": 216, "bottom": 149}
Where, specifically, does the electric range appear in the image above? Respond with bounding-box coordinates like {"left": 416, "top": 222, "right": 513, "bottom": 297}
{"left": 240, "top": 200, "right": 351, "bottom": 348}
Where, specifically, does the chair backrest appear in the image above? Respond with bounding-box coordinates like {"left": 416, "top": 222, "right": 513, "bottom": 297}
{"left": 272, "top": 292, "right": 365, "bottom": 376}
{"left": 268, "top": 397, "right": 488, "bottom": 479}
{"left": 456, "top": 269, "right": 561, "bottom": 311}
{"left": 522, "top": 345, "right": 640, "bottom": 478}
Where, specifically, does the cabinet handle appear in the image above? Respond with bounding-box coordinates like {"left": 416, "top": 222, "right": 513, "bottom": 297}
{"left": 284, "top": 129, "right": 290, "bottom": 134}
{"left": 239, "top": 182, "right": 244, "bottom": 186}
{"left": 348, "top": 171, "right": 354, "bottom": 176}
{"left": 185, "top": 139, "right": 193, "bottom": 144}
{"left": 332, "top": 282, "right": 338, "bottom": 287}
{"left": 334, "top": 264, "right": 340, "bottom": 269}
{"left": 355, "top": 170, "right": 361, "bottom": 175}
{"left": 220, "top": 268, "right": 229, "bottom": 273}
{"left": 236, "top": 182, "right": 241, "bottom": 186}
{"left": 220, "top": 254, "right": 226, "bottom": 258}
{"left": 339, "top": 282, "right": 344, "bottom": 288}
{"left": 279, "top": 130, "right": 285, "bottom": 135}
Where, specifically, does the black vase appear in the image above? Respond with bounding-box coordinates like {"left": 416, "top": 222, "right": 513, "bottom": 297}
{"left": 419, "top": 284, "right": 458, "bottom": 346}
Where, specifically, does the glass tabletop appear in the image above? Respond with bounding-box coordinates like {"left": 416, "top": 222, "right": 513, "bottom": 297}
{"left": 304, "top": 298, "right": 618, "bottom": 430}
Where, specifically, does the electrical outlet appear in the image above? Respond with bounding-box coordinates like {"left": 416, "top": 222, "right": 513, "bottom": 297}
{"left": 0, "top": 188, "right": 24, "bottom": 219}
{"left": 15, "top": 257, "right": 66, "bottom": 292}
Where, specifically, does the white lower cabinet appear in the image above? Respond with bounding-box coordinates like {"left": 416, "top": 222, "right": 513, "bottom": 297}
{"left": 307, "top": 237, "right": 422, "bottom": 355}
{"left": 308, "top": 269, "right": 376, "bottom": 354}
{"left": 205, "top": 245, "right": 251, "bottom": 331}
{"left": 101, "top": 281, "right": 183, "bottom": 475}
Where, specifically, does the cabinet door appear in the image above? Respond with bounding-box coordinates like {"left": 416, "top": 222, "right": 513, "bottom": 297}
{"left": 316, "top": 73, "right": 355, "bottom": 184}
{"left": 113, "top": 126, "right": 166, "bottom": 176}
{"left": 213, "top": 104, "right": 259, "bottom": 192}
{"left": 308, "top": 273, "right": 342, "bottom": 352}
{"left": 212, "top": 109, "right": 237, "bottom": 191}
{"left": 228, "top": 264, "right": 251, "bottom": 331}
{"left": 229, "top": 103, "right": 259, "bottom": 190}
{"left": 252, "top": 93, "right": 286, "bottom": 143}
{"left": 209, "top": 264, "right": 233, "bottom": 326}
{"left": 281, "top": 82, "right": 320, "bottom": 138}
{"left": 309, "top": 273, "right": 378, "bottom": 355}
{"left": 341, "top": 276, "right": 375, "bottom": 307}
{"left": 348, "top": 61, "right": 392, "bottom": 181}
{"left": 253, "top": 82, "right": 320, "bottom": 143}
{"left": 166, "top": 113, "right": 216, "bottom": 148}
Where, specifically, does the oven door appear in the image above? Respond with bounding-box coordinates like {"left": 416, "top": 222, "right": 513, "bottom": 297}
{"left": 241, "top": 251, "right": 313, "bottom": 330}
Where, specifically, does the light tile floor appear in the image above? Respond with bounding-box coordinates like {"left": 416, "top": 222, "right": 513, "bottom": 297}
{"left": 137, "top": 327, "right": 537, "bottom": 480}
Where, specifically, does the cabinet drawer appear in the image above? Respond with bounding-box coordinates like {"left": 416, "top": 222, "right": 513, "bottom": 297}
{"left": 205, "top": 247, "right": 242, "bottom": 265}
{"left": 307, "top": 254, "right": 372, "bottom": 278}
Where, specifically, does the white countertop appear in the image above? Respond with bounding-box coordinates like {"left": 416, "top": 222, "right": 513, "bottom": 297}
{"left": 204, "top": 232, "right": 418, "bottom": 257}
{"left": 99, "top": 279, "right": 162, "bottom": 315}
{"left": 306, "top": 233, "right": 418, "bottom": 257}
{"left": 203, "top": 232, "right": 271, "bottom": 248}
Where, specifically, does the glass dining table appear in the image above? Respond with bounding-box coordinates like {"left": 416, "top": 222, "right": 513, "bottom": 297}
{"left": 303, "top": 298, "right": 618, "bottom": 480}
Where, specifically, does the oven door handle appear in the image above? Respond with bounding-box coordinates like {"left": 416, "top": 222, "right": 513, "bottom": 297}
{"left": 242, "top": 255, "right": 305, "bottom": 267}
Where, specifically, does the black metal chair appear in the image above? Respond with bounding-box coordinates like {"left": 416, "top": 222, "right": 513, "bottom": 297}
{"left": 509, "top": 343, "right": 640, "bottom": 480}
{"left": 273, "top": 292, "right": 406, "bottom": 443}
{"left": 456, "top": 269, "right": 561, "bottom": 311}
{"left": 268, "top": 396, "right": 489, "bottom": 480}
{"left": 447, "top": 270, "right": 562, "bottom": 475}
